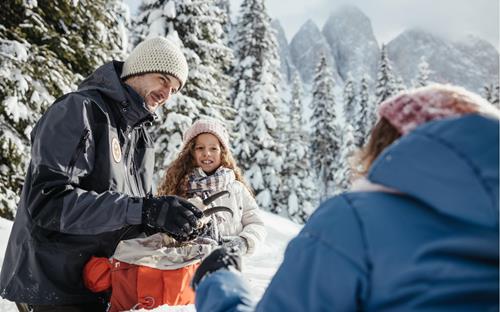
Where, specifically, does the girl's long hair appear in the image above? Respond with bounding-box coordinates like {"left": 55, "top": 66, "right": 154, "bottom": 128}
{"left": 156, "top": 136, "right": 254, "bottom": 197}
{"left": 353, "top": 117, "right": 401, "bottom": 177}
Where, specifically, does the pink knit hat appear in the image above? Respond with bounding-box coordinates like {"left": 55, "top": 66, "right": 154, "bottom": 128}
{"left": 379, "top": 84, "right": 500, "bottom": 135}
{"left": 182, "top": 119, "right": 230, "bottom": 150}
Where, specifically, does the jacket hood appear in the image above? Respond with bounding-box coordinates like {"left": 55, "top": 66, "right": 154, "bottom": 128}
{"left": 78, "top": 61, "right": 128, "bottom": 103}
{"left": 368, "top": 114, "right": 499, "bottom": 227}
{"left": 78, "top": 61, "right": 153, "bottom": 127}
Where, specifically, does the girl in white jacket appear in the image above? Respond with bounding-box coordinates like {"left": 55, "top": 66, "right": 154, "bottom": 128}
{"left": 157, "top": 119, "right": 266, "bottom": 255}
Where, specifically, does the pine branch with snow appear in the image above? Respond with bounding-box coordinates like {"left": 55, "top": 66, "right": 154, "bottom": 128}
{"left": 0, "top": 0, "right": 127, "bottom": 218}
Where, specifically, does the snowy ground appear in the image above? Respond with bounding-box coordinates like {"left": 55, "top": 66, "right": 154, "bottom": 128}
{"left": 0, "top": 211, "right": 301, "bottom": 311}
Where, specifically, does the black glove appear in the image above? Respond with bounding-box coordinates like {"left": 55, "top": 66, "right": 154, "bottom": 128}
{"left": 222, "top": 236, "right": 248, "bottom": 255}
{"left": 191, "top": 247, "right": 242, "bottom": 290}
{"left": 142, "top": 195, "right": 203, "bottom": 241}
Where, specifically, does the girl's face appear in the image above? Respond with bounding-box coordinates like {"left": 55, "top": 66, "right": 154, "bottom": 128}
{"left": 193, "top": 133, "right": 222, "bottom": 174}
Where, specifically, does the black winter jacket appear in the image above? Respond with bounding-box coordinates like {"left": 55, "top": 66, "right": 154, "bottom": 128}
{"left": 0, "top": 61, "right": 155, "bottom": 304}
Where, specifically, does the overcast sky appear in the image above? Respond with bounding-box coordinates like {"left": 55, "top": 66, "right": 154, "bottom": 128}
{"left": 125, "top": 0, "right": 499, "bottom": 48}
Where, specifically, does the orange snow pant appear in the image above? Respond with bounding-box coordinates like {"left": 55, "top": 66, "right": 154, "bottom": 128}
{"left": 83, "top": 256, "right": 199, "bottom": 311}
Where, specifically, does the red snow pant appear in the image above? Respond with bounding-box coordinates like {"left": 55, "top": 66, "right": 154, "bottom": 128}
{"left": 83, "top": 256, "right": 199, "bottom": 311}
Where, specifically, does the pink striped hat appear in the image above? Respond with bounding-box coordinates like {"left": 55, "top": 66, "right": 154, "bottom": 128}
{"left": 379, "top": 84, "right": 500, "bottom": 135}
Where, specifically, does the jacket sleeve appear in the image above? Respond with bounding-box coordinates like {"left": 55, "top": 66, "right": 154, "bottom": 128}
{"left": 196, "top": 195, "right": 370, "bottom": 312}
{"left": 236, "top": 182, "right": 266, "bottom": 255}
{"left": 195, "top": 270, "right": 256, "bottom": 312}
{"left": 26, "top": 94, "right": 143, "bottom": 235}
{"left": 255, "top": 195, "right": 370, "bottom": 311}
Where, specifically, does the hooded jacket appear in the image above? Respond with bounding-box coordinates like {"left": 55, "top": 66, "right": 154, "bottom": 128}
{"left": 195, "top": 114, "right": 499, "bottom": 312}
{"left": 0, "top": 61, "right": 154, "bottom": 305}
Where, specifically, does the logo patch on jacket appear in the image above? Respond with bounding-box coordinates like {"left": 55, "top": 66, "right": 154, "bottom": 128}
{"left": 112, "top": 137, "right": 122, "bottom": 163}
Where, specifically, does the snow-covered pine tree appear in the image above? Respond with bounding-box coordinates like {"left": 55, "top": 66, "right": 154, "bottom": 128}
{"left": 0, "top": 0, "right": 127, "bottom": 218}
{"left": 483, "top": 82, "right": 500, "bottom": 109}
{"left": 216, "top": 0, "right": 233, "bottom": 37}
{"left": 352, "top": 75, "right": 371, "bottom": 147}
{"left": 483, "top": 83, "right": 493, "bottom": 102}
{"left": 370, "top": 44, "right": 397, "bottom": 129}
{"left": 231, "top": 0, "right": 283, "bottom": 213}
{"left": 282, "top": 72, "right": 317, "bottom": 223}
{"left": 133, "top": 0, "right": 234, "bottom": 182}
{"left": 342, "top": 73, "right": 356, "bottom": 124}
{"left": 414, "top": 55, "right": 430, "bottom": 87}
{"left": 394, "top": 76, "right": 407, "bottom": 93}
{"left": 334, "top": 123, "right": 355, "bottom": 194}
{"left": 493, "top": 84, "right": 500, "bottom": 109}
{"left": 310, "top": 54, "right": 340, "bottom": 200}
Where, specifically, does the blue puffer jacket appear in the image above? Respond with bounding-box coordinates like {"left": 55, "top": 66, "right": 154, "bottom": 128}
{"left": 195, "top": 114, "right": 499, "bottom": 312}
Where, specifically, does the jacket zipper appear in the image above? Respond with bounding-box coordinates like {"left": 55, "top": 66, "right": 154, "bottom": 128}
{"left": 130, "top": 158, "right": 144, "bottom": 197}
{"left": 123, "top": 129, "right": 142, "bottom": 196}
{"left": 67, "top": 128, "right": 90, "bottom": 178}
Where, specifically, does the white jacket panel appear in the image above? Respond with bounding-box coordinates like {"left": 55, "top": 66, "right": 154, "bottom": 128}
{"left": 208, "top": 180, "right": 266, "bottom": 254}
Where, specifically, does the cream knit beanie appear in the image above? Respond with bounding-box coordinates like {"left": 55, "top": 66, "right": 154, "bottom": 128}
{"left": 182, "top": 119, "right": 230, "bottom": 151}
{"left": 121, "top": 37, "right": 189, "bottom": 90}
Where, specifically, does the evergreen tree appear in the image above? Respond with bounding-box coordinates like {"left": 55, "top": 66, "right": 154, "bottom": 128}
{"left": 133, "top": 0, "right": 234, "bottom": 182}
{"left": 334, "top": 123, "right": 355, "bottom": 194}
{"left": 483, "top": 82, "right": 500, "bottom": 109}
{"left": 414, "top": 55, "right": 430, "bottom": 87}
{"left": 370, "top": 44, "right": 397, "bottom": 129}
{"left": 483, "top": 83, "right": 493, "bottom": 102}
{"left": 394, "top": 75, "right": 407, "bottom": 92}
{"left": 493, "top": 84, "right": 499, "bottom": 109}
{"left": 231, "top": 0, "right": 283, "bottom": 213}
{"left": 342, "top": 73, "right": 355, "bottom": 124}
{"left": 375, "top": 44, "right": 397, "bottom": 103}
{"left": 282, "top": 73, "right": 317, "bottom": 223}
{"left": 0, "top": 0, "right": 127, "bottom": 218}
{"left": 352, "top": 75, "right": 371, "bottom": 147}
{"left": 310, "top": 54, "right": 340, "bottom": 200}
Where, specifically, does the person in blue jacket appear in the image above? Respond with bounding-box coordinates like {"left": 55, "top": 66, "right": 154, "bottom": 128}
{"left": 191, "top": 84, "right": 500, "bottom": 312}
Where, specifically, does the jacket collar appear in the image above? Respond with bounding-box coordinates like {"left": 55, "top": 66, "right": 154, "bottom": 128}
{"left": 78, "top": 61, "right": 155, "bottom": 128}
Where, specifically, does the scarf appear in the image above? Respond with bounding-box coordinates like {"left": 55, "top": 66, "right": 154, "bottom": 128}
{"left": 186, "top": 167, "right": 236, "bottom": 244}
{"left": 186, "top": 167, "right": 235, "bottom": 197}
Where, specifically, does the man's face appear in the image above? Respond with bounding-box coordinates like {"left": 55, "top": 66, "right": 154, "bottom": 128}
{"left": 127, "top": 73, "right": 181, "bottom": 112}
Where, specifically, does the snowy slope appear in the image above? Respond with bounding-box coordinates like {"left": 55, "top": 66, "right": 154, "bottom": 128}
{"left": 0, "top": 211, "right": 301, "bottom": 311}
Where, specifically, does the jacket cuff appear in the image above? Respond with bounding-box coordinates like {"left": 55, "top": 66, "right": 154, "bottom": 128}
{"left": 126, "top": 197, "right": 143, "bottom": 225}
{"left": 239, "top": 233, "right": 255, "bottom": 255}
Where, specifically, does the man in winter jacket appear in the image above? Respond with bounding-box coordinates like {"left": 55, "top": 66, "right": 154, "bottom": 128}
{"left": 191, "top": 84, "right": 500, "bottom": 312}
{"left": 0, "top": 37, "right": 204, "bottom": 312}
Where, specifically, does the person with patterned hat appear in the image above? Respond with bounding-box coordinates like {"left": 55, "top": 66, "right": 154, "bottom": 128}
{"left": 0, "top": 37, "right": 203, "bottom": 312}
{"left": 191, "top": 84, "right": 500, "bottom": 312}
